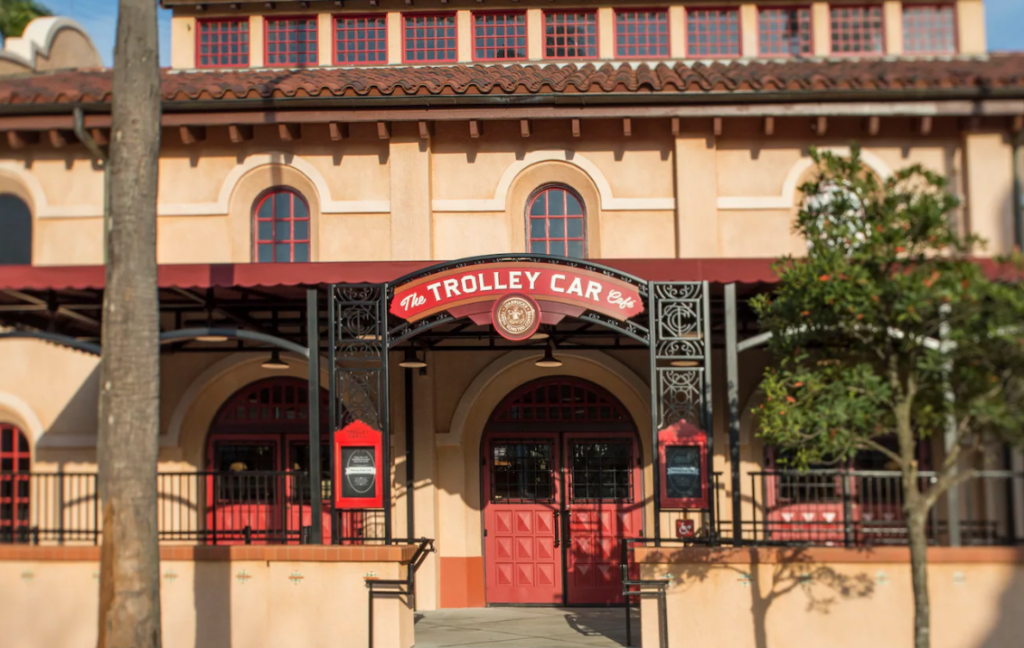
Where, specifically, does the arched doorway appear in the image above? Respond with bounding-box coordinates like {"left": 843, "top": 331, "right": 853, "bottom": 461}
{"left": 0, "top": 423, "right": 30, "bottom": 541}
{"left": 206, "top": 377, "right": 329, "bottom": 543}
{"left": 481, "top": 377, "right": 642, "bottom": 606}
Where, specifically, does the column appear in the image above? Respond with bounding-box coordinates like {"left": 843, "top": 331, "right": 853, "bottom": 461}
{"left": 170, "top": 16, "right": 196, "bottom": 69}
{"left": 957, "top": 0, "right": 988, "bottom": 55}
{"left": 598, "top": 7, "right": 615, "bottom": 59}
{"left": 389, "top": 124, "right": 433, "bottom": 260}
{"left": 740, "top": 4, "right": 758, "bottom": 58}
{"left": 669, "top": 6, "right": 686, "bottom": 58}
{"left": 811, "top": 2, "right": 830, "bottom": 56}
{"left": 249, "top": 14, "right": 264, "bottom": 68}
{"left": 457, "top": 10, "right": 473, "bottom": 63}
{"left": 883, "top": 1, "right": 903, "bottom": 55}
{"left": 317, "top": 12, "right": 333, "bottom": 66}
{"left": 387, "top": 12, "right": 403, "bottom": 64}
{"left": 527, "top": 9, "right": 543, "bottom": 60}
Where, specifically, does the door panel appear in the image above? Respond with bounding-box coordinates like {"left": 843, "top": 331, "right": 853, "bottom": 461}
{"left": 564, "top": 435, "right": 642, "bottom": 605}
{"left": 483, "top": 437, "right": 562, "bottom": 604}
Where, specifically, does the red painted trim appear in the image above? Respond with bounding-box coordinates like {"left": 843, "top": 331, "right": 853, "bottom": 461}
{"left": 402, "top": 12, "right": 459, "bottom": 65}
{"left": 613, "top": 8, "right": 670, "bottom": 60}
{"left": 542, "top": 9, "right": 600, "bottom": 61}
{"left": 195, "top": 18, "right": 251, "bottom": 69}
{"left": 685, "top": 6, "right": 743, "bottom": 59}
{"left": 901, "top": 2, "right": 959, "bottom": 56}
{"left": 755, "top": 5, "right": 814, "bottom": 58}
{"left": 263, "top": 15, "right": 319, "bottom": 68}
{"left": 471, "top": 10, "right": 528, "bottom": 63}
{"left": 252, "top": 187, "right": 312, "bottom": 263}
{"left": 658, "top": 421, "right": 709, "bottom": 510}
{"left": 333, "top": 421, "right": 384, "bottom": 509}
{"left": 333, "top": 13, "right": 389, "bottom": 66}
{"left": 828, "top": 4, "right": 887, "bottom": 57}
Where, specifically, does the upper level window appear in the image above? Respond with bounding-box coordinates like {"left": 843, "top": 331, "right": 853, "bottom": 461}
{"left": 615, "top": 9, "right": 669, "bottom": 59}
{"left": 528, "top": 186, "right": 585, "bottom": 258}
{"left": 544, "top": 11, "right": 597, "bottom": 60}
{"left": 254, "top": 189, "right": 310, "bottom": 263}
{"left": 197, "top": 19, "right": 249, "bottom": 68}
{"left": 830, "top": 5, "right": 884, "bottom": 55}
{"left": 0, "top": 424, "right": 30, "bottom": 536}
{"left": 473, "top": 12, "right": 526, "bottom": 61}
{"left": 0, "top": 194, "right": 31, "bottom": 265}
{"left": 687, "top": 8, "right": 741, "bottom": 58}
{"left": 404, "top": 13, "right": 457, "bottom": 63}
{"left": 335, "top": 14, "right": 388, "bottom": 64}
{"left": 266, "top": 16, "right": 318, "bottom": 67}
{"left": 759, "top": 7, "right": 812, "bottom": 57}
{"left": 903, "top": 4, "right": 957, "bottom": 55}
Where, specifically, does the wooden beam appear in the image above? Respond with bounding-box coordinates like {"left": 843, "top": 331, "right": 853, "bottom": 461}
{"left": 1013, "top": 115, "right": 1024, "bottom": 134}
{"left": 278, "top": 123, "right": 301, "bottom": 141}
{"left": 813, "top": 116, "right": 828, "bottom": 136}
{"left": 179, "top": 125, "right": 206, "bottom": 145}
{"left": 469, "top": 120, "right": 482, "bottom": 138}
{"left": 671, "top": 117, "right": 680, "bottom": 136}
{"left": 228, "top": 124, "right": 253, "bottom": 143}
{"left": 520, "top": 119, "right": 531, "bottom": 138}
{"left": 6, "top": 131, "right": 38, "bottom": 149}
{"left": 713, "top": 117, "right": 722, "bottom": 137}
{"left": 90, "top": 128, "right": 109, "bottom": 146}
{"left": 48, "top": 129, "right": 69, "bottom": 149}
{"left": 329, "top": 122, "right": 349, "bottom": 141}
{"left": 867, "top": 116, "right": 881, "bottom": 136}
{"left": 571, "top": 118, "right": 581, "bottom": 138}
{"left": 919, "top": 116, "right": 933, "bottom": 135}
{"left": 377, "top": 121, "right": 391, "bottom": 139}
{"left": 763, "top": 116, "right": 775, "bottom": 136}
{"left": 622, "top": 118, "right": 632, "bottom": 137}
{"left": 418, "top": 121, "right": 433, "bottom": 139}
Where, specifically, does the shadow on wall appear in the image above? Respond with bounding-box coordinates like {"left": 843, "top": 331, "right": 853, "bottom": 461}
{"left": 193, "top": 560, "right": 232, "bottom": 648}
{"left": 981, "top": 566, "right": 1024, "bottom": 648}
{"left": 642, "top": 546, "right": 875, "bottom": 648}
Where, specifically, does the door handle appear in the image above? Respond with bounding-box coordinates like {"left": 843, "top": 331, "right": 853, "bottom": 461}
{"left": 553, "top": 511, "right": 560, "bottom": 548}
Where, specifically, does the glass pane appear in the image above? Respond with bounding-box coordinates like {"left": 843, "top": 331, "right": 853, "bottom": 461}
{"left": 257, "top": 221, "right": 273, "bottom": 241}
{"left": 275, "top": 220, "right": 291, "bottom": 241}
{"left": 530, "top": 240, "right": 547, "bottom": 254}
{"left": 567, "top": 240, "right": 584, "bottom": 258}
{"left": 530, "top": 218, "right": 546, "bottom": 239}
{"left": 293, "top": 198, "right": 308, "bottom": 220}
{"left": 257, "top": 244, "right": 274, "bottom": 262}
{"left": 294, "top": 243, "right": 309, "bottom": 262}
{"left": 275, "top": 243, "right": 291, "bottom": 262}
{"left": 548, "top": 190, "right": 565, "bottom": 216}
{"left": 293, "top": 219, "right": 309, "bottom": 241}
{"left": 566, "top": 192, "right": 583, "bottom": 215}
{"left": 549, "top": 218, "right": 565, "bottom": 238}
{"left": 274, "top": 193, "right": 291, "bottom": 219}
{"left": 567, "top": 218, "right": 584, "bottom": 238}
{"left": 257, "top": 198, "right": 273, "bottom": 220}
{"left": 529, "top": 196, "right": 547, "bottom": 216}
{"left": 549, "top": 241, "right": 565, "bottom": 256}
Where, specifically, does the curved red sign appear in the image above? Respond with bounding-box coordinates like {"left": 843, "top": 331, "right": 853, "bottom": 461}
{"left": 390, "top": 262, "right": 644, "bottom": 323}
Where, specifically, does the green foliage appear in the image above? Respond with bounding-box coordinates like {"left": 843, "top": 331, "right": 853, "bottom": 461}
{"left": 753, "top": 145, "right": 1024, "bottom": 471}
{"left": 0, "top": 0, "right": 51, "bottom": 40}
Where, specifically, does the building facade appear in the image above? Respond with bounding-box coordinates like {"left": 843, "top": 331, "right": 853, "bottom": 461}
{"left": 0, "top": 2, "right": 1022, "bottom": 645}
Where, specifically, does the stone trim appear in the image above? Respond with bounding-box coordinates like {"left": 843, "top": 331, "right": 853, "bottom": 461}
{"left": 0, "top": 544, "right": 419, "bottom": 563}
{"left": 633, "top": 545, "right": 1024, "bottom": 565}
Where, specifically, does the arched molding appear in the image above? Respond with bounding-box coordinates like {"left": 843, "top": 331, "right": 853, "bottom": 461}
{"left": 0, "top": 391, "right": 45, "bottom": 449}
{"left": 506, "top": 163, "right": 602, "bottom": 255}
{"left": 717, "top": 147, "right": 895, "bottom": 211}
{"left": 432, "top": 150, "right": 676, "bottom": 213}
{"left": 227, "top": 165, "right": 323, "bottom": 262}
{"left": 0, "top": 162, "right": 47, "bottom": 215}
{"left": 165, "top": 352, "right": 330, "bottom": 466}
{"left": 0, "top": 17, "right": 100, "bottom": 71}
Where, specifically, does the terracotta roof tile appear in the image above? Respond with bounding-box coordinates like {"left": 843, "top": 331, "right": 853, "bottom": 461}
{"left": 2, "top": 56, "right": 1024, "bottom": 108}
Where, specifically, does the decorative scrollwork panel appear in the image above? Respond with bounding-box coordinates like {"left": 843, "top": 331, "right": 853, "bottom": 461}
{"left": 652, "top": 282, "right": 705, "bottom": 360}
{"left": 656, "top": 368, "right": 704, "bottom": 430}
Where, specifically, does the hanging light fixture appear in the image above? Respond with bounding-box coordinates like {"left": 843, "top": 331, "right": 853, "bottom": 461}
{"left": 670, "top": 359, "right": 700, "bottom": 367}
{"left": 529, "top": 326, "right": 550, "bottom": 341}
{"left": 399, "top": 348, "right": 427, "bottom": 369}
{"left": 261, "top": 349, "right": 289, "bottom": 370}
{"left": 195, "top": 309, "right": 228, "bottom": 343}
{"left": 535, "top": 339, "right": 562, "bottom": 368}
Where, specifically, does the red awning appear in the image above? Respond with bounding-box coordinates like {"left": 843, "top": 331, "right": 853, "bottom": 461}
{"left": 0, "top": 259, "right": 780, "bottom": 291}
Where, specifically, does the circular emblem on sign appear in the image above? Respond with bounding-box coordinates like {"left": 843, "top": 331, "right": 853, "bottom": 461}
{"left": 491, "top": 293, "right": 541, "bottom": 341}
{"left": 345, "top": 449, "right": 376, "bottom": 495}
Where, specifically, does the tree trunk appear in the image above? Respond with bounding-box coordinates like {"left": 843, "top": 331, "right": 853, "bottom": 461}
{"left": 907, "top": 509, "right": 931, "bottom": 648}
{"left": 96, "top": 2, "right": 162, "bottom": 647}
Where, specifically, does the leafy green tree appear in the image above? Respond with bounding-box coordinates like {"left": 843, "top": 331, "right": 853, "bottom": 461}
{"left": 0, "top": 0, "right": 51, "bottom": 39}
{"left": 752, "top": 147, "right": 1024, "bottom": 648}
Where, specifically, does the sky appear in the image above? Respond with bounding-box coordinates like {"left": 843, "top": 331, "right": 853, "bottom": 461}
{"left": 37, "top": 0, "right": 1024, "bottom": 66}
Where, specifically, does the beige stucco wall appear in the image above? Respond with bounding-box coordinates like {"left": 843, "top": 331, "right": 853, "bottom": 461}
{"left": 639, "top": 548, "right": 1024, "bottom": 648}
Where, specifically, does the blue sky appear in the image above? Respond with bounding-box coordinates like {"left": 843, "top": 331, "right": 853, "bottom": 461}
{"left": 40, "top": 0, "right": 1024, "bottom": 66}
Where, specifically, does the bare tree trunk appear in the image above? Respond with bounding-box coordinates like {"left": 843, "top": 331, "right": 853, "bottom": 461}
{"left": 96, "top": 1, "right": 162, "bottom": 647}
{"left": 907, "top": 508, "right": 931, "bottom": 648}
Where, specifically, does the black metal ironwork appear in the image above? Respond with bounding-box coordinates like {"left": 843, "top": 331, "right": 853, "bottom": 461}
{"left": 489, "top": 440, "right": 556, "bottom": 504}
{"left": 365, "top": 537, "right": 436, "bottom": 648}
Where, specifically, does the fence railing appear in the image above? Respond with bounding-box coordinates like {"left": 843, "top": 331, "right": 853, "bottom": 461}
{"left": 739, "top": 469, "right": 1024, "bottom": 547}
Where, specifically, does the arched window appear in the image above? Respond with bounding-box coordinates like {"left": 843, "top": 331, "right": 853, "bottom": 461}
{"left": 253, "top": 188, "right": 310, "bottom": 263}
{"left": 0, "top": 194, "right": 32, "bottom": 265}
{"left": 527, "top": 185, "right": 586, "bottom": 258}
{"left": 0, "top": 424, "right": 30, "bottom": 540}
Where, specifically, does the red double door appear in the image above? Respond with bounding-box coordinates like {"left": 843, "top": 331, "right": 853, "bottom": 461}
{"left": 483, "top": 432, "right": 642, "bottom": 605}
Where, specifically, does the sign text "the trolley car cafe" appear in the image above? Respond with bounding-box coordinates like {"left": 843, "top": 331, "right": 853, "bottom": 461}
{"left": 390, "top": 262, "right": 644, "bottom": 322}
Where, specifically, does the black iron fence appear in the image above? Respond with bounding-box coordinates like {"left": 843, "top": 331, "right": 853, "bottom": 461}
{"left": 736, "top": 469, "right": 1024, "bottom": 547}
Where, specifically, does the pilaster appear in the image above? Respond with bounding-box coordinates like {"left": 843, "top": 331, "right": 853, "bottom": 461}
{"left": 674, "top": 127, "right": 720, "bottom": 257}
{"left": 389, "top": 124, "right": 433, "bottom": 260}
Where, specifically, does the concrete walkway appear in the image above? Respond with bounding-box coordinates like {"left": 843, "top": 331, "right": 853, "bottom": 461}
{"left": 414, "top": 607, "right": 638, "bottom": 648}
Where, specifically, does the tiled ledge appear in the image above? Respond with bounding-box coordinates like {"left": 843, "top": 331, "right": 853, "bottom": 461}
{"left": 634, "top": 546, "right": 1024, "bottom": 565}
{"left": 0, "top": 544, "right": 419, "bottom": 563}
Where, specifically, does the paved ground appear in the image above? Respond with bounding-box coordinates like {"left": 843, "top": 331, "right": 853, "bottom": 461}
{"left": 415, "top": 607, "right": 638, "bottom": 648}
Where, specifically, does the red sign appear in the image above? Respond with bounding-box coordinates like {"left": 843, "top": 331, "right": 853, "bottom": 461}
{"left": 676, "top": 519, "right": 695, "bottom": 539}
{"left": 658, "top": 421, "right": 709, "bottom": 510}
{"left": 390, "top": 262, "right": 644, "bottom": 323}
{"left": 333, "top": 420, "right": 383, "bottom": 509}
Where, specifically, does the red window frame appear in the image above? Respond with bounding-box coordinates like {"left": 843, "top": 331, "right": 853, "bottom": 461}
{"left": 757, "top": 6, "right": 813, "bottom": 57}
{"left": 402, "top": 12, "right": 458, "bottom": 64}
{"left": 543, "top": 10, "right": 598, "bottom": 60}
{"left": 196, "top": 18, "right": 250, "bottom": 68}
{"left": 830, "top": 4, "right": 885, "bottom": 56}
{"left": 902, "top": 3, "right": 957, "bottom": 55}
{"left": 527, "top": 185, "right": 586, "bottom": 259}
{"left": 334, "top": 14, "right": 388, "bottom": 65}
{"left": 472, "top": 11, "right": 527, "bottom": 62}
{"left": 615, "top": 9, "right": 669, "bottom": 59}
{"left": 253, "top": 188, "right": 311, "bottom": 264}
{"left": 264, "top": 15, "right": 319, "bottom": 67}
{"left": 0, "top": 424, "right": 31, "bottom": 536}
{"left": 686, "top": 7, "right": 742, "bottom": 58}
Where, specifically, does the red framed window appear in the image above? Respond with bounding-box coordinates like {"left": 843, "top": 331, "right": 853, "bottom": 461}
{"left": 403, "top": 13, "right": 457, "bottom": 63}
{"left": 197, "top": 19, "right": 249, "bottom": 68}
{"left": 265, "top": 16, "right": 318, "bottom": 66}
{"left": 903, "top": 4, "right": 956, "bottom": 55}
{"left": 544, "top": 11, "right": 597, "bottom": 60}
{"left": 335, "top": 14, "right": 388, "bottom": 64}
{"left": 254, "top": 189, "right": 310, "bottom": 263}
{"left": 758, "top": 7, "right": 812, "bottom": 57}
{"left": 830, "top": 5, "right": 884, "bottom": 55}
{"left": 0, "top": 424, "right": 30, "bottom": 537}
{"left": 473, "top": 12, "right": 526, "bottom": 61}
{"left": 527, "top": 186, "right": 585, "bottom": 258}
{"left": 615, "top": 9, "right": 669, "bottom": 59}
{"left": 686, "top": 8, "right": 741, "bottom": 58}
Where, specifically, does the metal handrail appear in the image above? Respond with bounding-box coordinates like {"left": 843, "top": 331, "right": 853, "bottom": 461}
{"left": 365, "top": 537, "right": 435, "bottom": 648}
